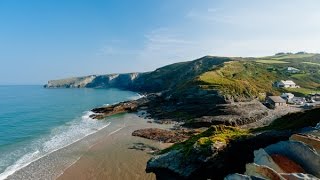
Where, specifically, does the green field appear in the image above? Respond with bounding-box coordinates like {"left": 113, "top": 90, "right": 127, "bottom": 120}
{"left": 271, "top": 54, "right": 315, "bottom": 60}
{"left": 256, "top": 60, "right": 289, "bottom": 64}
{"left": 302, "top": 62, "right": 320, "bottom": 66}
{"left": 282, "top": 87, "right": 318, "bottom": 96}
{"left": 198, "top": 61, "right": 279, "bottom": 100}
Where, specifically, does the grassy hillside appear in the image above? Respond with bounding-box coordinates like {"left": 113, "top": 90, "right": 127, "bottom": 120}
{"left": 46, "top": 53, "right": 320, "bottom": 99}
{"left": 193, "top": 53, "right": 320, "bottom": 99}
{"left": 197, "top": 61, "right": 281, "bottom": 100}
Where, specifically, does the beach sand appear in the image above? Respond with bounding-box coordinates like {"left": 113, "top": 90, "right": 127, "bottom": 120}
{"left": 6, "top": 114, "right": 171, "bottom": 180}
{"left": 57, "top": 114, "right": 171, "bottom": 180}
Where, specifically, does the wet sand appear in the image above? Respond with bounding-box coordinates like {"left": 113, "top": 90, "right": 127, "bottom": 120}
{"left": 6, "top": 114, "right": 171, "bottom": 180}
{"left": 57, "top": 114, "right": 171, "bottom": 180}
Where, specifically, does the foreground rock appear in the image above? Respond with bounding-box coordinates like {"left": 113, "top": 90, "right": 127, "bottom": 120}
{"left": 128, "top": 142, "right": 160, "bottom": 154}
{"left": 225, "top": 129, "right": 320, "bottom": 179}
{"left": 132, "top": 128, "right": 189, "bottom": 143}
{"left": 146, "top": 126, "right": 291, "bottom": 179}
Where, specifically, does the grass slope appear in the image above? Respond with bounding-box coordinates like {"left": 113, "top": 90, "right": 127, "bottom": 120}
{"left": 197, "top": 61, "right": 280, "bottom": 100}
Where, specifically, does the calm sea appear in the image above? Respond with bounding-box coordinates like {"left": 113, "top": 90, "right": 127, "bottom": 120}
{"left": 0, "top": 85, "right": 139, "bottom": 179}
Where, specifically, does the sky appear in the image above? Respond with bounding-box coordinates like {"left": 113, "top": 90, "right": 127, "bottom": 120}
{"left": 0, "top": 0, "right": 320, "bottom": 84}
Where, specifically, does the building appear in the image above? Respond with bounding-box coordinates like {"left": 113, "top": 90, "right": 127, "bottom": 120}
{"left": 309, "top": 93, "right": 320, "bottom": 101}
{"left": 267, "top": 96, "right": 287, "bottom": 108}
{"left": 286, "top": 67, "right": 300, "bottom": 74}
{"left": 281, "top": 93, "right": 294, "bottom": 100}
{"left": 288, "top": 97, "right": 306, "bottom": 105}
{"left": 275, "top": 80, "right": 299, "bottom": 88}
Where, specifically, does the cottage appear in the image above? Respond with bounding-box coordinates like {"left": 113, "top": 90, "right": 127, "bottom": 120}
{"left": 288, "top": 97, "right": 306, "bottom": 105}
{"left": 286, "top": 67, "right": 300, "bottom": 74}
{"left": 309, "top": 93, "right": 320, "bottom": 101}
{"left": 275, "top": 80, "right": 299, "bottom": 88}
{"left": 280, "top": 93, "right": 294, "bottom": 100}
{"left": 267, "top": 96, "right": 287, "bottom": 108}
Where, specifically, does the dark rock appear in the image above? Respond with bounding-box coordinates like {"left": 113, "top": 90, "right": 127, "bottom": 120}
{"left": 146, "top": 130, "right": 292, "bottom": 180}
{"left": 128, "top": 143, "right": 160, "bottom": 154}
{"left": 132, "top": 128, "right": 189, "bottom": 143}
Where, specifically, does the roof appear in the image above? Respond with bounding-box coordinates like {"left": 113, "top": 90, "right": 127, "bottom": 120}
{"left": 281, "top": 93, "right": 294, "bottom": 96}
{"left": 268, "top": 96, "right": 286, "bottom": 103}
{"left": 287, "top": 67, "right": 300, "bottom": 71}
{"left": 280, "top": 80, "right": 296, "bottom": 85}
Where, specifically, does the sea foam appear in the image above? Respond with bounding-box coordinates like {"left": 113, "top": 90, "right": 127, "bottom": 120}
{"left": 0, "top": 111, "right": 110, "bottom": 180}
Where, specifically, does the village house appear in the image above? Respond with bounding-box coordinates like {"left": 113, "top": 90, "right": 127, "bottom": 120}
{"left": 280, "top": 93, "right": 294, "bottom": 100}
{"left": 275, "top": 80, "right": 299, "bottom": 88}
{"left": 289, "top": 97, "right": 306, "bottom": 105}
{"left": 286, "top": 67, "right": 300, "bottom": 74}
{"left": 266, "top": 96, "right": 287, "bottom": 108}
{"left": 309, "top": 93, "right": 320, "bottom": 101}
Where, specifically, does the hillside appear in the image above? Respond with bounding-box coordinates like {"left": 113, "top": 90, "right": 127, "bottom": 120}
{"left": 45, "top": 53, "right": 320, "bottom": 100}
{"left": 45, "top": 56, "right": 232, "bottom": 93}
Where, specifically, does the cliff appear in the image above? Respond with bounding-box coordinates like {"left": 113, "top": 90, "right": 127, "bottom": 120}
{"left": 44, "top": 56, "right": 232, "bottom": 93}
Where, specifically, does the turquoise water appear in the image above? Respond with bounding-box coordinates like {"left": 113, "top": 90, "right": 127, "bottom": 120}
{"left": 0, "top": 85, "right": 139, "bottom": 179}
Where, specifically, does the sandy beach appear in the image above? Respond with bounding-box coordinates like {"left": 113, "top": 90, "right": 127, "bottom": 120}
{"left": 57, "top": 114, "right": 172, "bottom": 180}
{"left": 58, "top": 116, "right": 168, "bottom": 180}
{"left": 6, "top": 114, "right": 172, "bottom": 180}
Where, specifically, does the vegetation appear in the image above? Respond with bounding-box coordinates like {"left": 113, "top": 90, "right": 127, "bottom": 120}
{"left": 160, "top": 125, "right": 251, "bottom": 156}
{"left": 195, "top": 53, "right": 320, "bottom": 99}
{"left": 302, "top": 62, "right": 320, "bottom": 66}
{"left": 256, "top": 60, "right": 289, "bottom": 64}
{"left": 280, "top": 87, "right": 319, "bottom": 96}
{"left": 253, "top": 108, "right": 320, "bottom": 132}
{"left": 197, "top": 61, "right": 280, "bottom": 99}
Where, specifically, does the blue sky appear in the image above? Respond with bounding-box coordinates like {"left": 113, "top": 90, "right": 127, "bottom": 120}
{"left": 0, "top": 0, "right": 320, "bottom": 84}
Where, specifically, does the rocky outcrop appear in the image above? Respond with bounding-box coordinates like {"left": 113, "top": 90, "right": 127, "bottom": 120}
{"left": 226, "top": 127, "right": 320, "bottom": 180}
{"left": 132, "top": 128, "right": 189, "bottom": 143}
{"left": 90, "top": 101, "right": 141, "bottom": 119}
{"left": 146, "top": 126, "right": 291, "bottom": 180}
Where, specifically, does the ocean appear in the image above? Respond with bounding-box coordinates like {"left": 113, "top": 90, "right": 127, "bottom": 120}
{"left": 0, "top": 85, "right": 140, "bottom": 179}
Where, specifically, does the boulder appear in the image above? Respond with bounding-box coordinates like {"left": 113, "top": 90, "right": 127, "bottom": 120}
{"left": 132, "top": 128, "right": 188, "bottom": 143}
{"left": 270, "top": 154, "right": 305, "bottom": 173}
{"left": 279, "top": 173, "right": 319, "bottom": 180}
{"left": 290, "top": 134, "right": 320, "bottom": 153}
{"left": 224, "top": 173, "right": 265, "bottom": 180}
{"left": 253, "top": 149, "right": 284, "bottom": 173}
{"left": 264, "top": 141, "right": 320, "bottom": 177}
{"left": 245, "top": 163, "right": 285, "bottom": 180}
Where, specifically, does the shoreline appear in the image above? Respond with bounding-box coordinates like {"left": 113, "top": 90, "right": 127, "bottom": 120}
{"left": 57, "top": 114, "right": 172, "bottom": 180}
{"left": 6, "top": 113, "right": 172, "bottom": 180}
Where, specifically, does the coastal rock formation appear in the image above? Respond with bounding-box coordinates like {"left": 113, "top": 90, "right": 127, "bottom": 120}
{"left": 146, "top": 126, "right": 291, "bottom": 180}
{"left": 132, "top": 128, "right": 189, "bottom": 143}
{"left": 90, "top": 101, "right": 140, "bottom": 119}
{"left": 44, "top": 56, "right": 232, "bottom": 93}
{"left": 225, "top": 128, "right": 320, "bottom": 179}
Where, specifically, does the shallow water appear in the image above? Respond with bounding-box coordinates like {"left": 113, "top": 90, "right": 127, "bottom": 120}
{"left": 0, "top": 85, "right": 140, "bottom": 179}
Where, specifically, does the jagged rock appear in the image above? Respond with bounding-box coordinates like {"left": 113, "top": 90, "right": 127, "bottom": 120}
{"left": 146, "top": 138, "right": 227, "bottom": 178}
{"left": 290, "top": 134, "right": 320, "bottom": 153}
{"left": 279, "top": 173, "right": 319, "bottom": 180}
{"left": 270, "top": 154, "right": 305, "bottom": 173}
{"left": 264, "top": 141, "right": 320, "bottom": 178}
{"left": 224, "top": 173, "right": 265, "bottom": 180}
{"left": 128, "top": 143, "right": 159, "bottom": 154}
{"left": 245, "top": 163, "right": 285, "bottom": 180}
{"left": 132, "top": 128, "right": 189, "bottom": 143}
{"left": 253, "top": 149, "right": 284, "bottom": 173}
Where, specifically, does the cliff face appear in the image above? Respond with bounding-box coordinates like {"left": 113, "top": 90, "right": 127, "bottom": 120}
{"left": 44, "top": 56, "right": 232, "bottom": 93}
{"left": 44, "top": 73, "right": 141, "bottom": 89}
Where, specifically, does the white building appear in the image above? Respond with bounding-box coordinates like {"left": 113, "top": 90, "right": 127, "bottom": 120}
{"left": 286, "top": 67, "right": 300, "bottom": 73}
{"left": 281, "top": 93, "right": 294, "bottom": 100}
{"left": 276, "top": 80, "right": 299, "bottom": 88}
